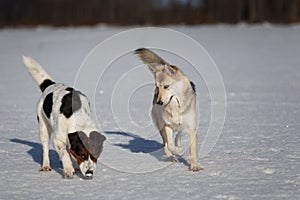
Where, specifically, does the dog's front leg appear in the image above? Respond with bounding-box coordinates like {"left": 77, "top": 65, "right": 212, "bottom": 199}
{"left": 175, "top": 131, "right": 183, "bottom": 155}
{"left": 53, "top": 138, "right": 74, "bottom": 178}
{"left": 160, "top": 126, "right": 173, "bottom": 159}
{"left": 160, "top": 126, "right": 181, "bottom": 161}
{"left": 188, "top": 130, "right": 203, "bottom": 172}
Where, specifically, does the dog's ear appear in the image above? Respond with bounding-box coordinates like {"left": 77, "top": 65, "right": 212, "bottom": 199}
{"left": 68, "top": 132, "right": 90, "bottom": 163}
{"left": 68, "top": 132, "right": 80, "bottom": 147}
{"left": 163, "top": 64, "right": 179, "bottom": 76}
{"left": 68, "top": 131, "right": 89, "bottom": 149}
{"left": 90, "top": 131, "right": 106, "bottom": 144}
{"left": 147, "top": 63, "right": 162, "bottom": 74}
{"left": 89, "top": 131, "right": 106, "bottom": 158}
{"left": 135, "top": 48, "right": 170, "bottom": 73}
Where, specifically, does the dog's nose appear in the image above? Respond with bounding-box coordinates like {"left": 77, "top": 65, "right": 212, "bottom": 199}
{"left": 157, "top": 100, "right": 163, "bottom": 105}
{"left": 85, "top": 170, "right": 93, "bottom": 177}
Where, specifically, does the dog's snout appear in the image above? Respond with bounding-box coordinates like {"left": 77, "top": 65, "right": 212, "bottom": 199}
{"left": 157, "top": 100, "right": 163, "bottom": 105}
{"left": 85, "top": 170, "right": 93, "bottom": 177}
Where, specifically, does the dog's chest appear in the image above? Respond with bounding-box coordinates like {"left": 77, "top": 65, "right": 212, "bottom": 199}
{"left": 162, "top": 98, "right": 182, "bottom": 131}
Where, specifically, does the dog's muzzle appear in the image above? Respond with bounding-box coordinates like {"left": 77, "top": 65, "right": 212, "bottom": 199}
{"left": 85, "top": 170, "right": 93, "bottom": 178}
{"left": 156, "top": 100, "right": 163, "bottom": 105}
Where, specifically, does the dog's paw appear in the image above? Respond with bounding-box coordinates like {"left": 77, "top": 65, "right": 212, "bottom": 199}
{"left": 39, "top": 166, "right": 52, "bottom": 171}
{"left": 189, "top": 165, "right": 204, "bottom": 172}
{"left": 175, "top": 148, "right": 183, "bottom": 156}
{"left": 166, "top": 156, "right": 178, "bottom": 162}
{"left": 168, "top": 146, "right": 183, "bottom": 156}
{"left": 64, "top": 167, "right": 75, "bottom": 179}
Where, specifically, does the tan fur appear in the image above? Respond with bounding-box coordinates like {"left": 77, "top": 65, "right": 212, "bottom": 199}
{"left": 135, "top": 48, "right": 203, "bottom": 172}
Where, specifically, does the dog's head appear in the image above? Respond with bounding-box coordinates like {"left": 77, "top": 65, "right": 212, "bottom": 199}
{"left": 68, "top": 131, "right": 106, "bottom": 178}
{"left": 152, "top": 65, "right": 184, "bottom": 106}
{"left": 150, "top": 64, "right": 195, "bottom": 106}
{"left": 135, "top": 48, "right": 194, "bottom": 106}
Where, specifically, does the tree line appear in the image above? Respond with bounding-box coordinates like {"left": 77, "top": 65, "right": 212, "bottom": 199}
{"left": 0, "top": 0, "right": 299, "bottom": 27}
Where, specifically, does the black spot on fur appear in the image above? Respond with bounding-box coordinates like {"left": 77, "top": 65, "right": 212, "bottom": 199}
{"left": 60, "top": 89, "right": 82, "bottom": 118}
{"left": 190, "top": 81, "right": 196, "bottom": 93}
{"left": 66, "top": 87, "right": 87, "bottom": 97}
{"left": 37, "top": 115, "right": 39, "bottom": 123}
{"left": 65, "top": 87, "right": 74, "bottom": 92}
{"left": 43, "top": 93, "right": 53, "bottom": 118}
{"left": 39, "top": 79, "right": 55, "bottom": 92}
{"left": 153, "top": 87, "right": 159, "bottom": 104}
{"left": 68, "top": 131, "right": 89, "bottom": 162}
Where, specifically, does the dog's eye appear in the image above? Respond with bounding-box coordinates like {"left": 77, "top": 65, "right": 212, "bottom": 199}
{"left": 80, "top": 155, "right": 87, "bottom": 160}
{"left": 164, "top": 85, "right": 169, "bottom": 89}
{"left": 90, "top": 155, "right": 97, "bottom": 162}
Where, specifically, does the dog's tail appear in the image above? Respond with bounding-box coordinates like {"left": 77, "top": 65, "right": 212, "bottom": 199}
{"left": 135, "top": 48, "right": 169, "bottom": 67}
{"left": 22, "top": 56, "right": 55, "bottom": 92}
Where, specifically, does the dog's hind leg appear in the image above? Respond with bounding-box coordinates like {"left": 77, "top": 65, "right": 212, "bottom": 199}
{"left": 188, "top": 130, "right": 203, "bottom": 172}
{"left": 38, "top": 114, "right": 52, "bottom": 172}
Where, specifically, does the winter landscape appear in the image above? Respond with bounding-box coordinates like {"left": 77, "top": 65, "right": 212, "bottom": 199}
{"left": 0, "top": 24, "right": 299, "bottom": 199}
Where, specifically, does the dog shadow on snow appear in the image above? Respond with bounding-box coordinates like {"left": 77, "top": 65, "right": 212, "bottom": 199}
{"left": 10, "top": 138, "right": 66, "bottom": 177}
{"left": 10, "top": 131, "right": 190, "bottom": 175}
{"left": 104, "top": 131, "right": 190, "bottom": 167}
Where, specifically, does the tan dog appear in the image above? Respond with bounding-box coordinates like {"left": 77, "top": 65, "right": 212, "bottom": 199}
{"left": 135, "top": 48, "right": 203, "bottom": 172}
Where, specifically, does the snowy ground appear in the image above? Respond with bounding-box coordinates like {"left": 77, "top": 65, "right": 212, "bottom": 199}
{"left": 0, "top": 25, "right": 299, "bottom": 199}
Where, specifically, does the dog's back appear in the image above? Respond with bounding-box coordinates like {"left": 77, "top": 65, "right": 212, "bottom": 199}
{"left": 38, "top": 84, "right": 97, "bottom": 132}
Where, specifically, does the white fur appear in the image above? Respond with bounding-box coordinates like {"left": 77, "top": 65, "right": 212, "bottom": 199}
{"left": 23, "top": 56, "right": 103, "bottom": 178}
{"left": 37, "top": 84, "right": 99, "bottom": 177}
{"left": 23, "top": 56, "right": 53, "bottom": 86}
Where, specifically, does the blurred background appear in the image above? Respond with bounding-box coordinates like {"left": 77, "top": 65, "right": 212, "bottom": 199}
{"left": 0, "top": 0, "right": 299, "bottom": 27}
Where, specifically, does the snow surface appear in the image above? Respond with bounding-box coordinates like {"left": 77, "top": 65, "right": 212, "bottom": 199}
{"left": 0, "top": 25, "right": 300, "bottom": 199}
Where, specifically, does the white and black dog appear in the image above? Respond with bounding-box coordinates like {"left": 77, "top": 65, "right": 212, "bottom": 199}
{"left": 23, "top": 56, "right": 106, "bottom": 178}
